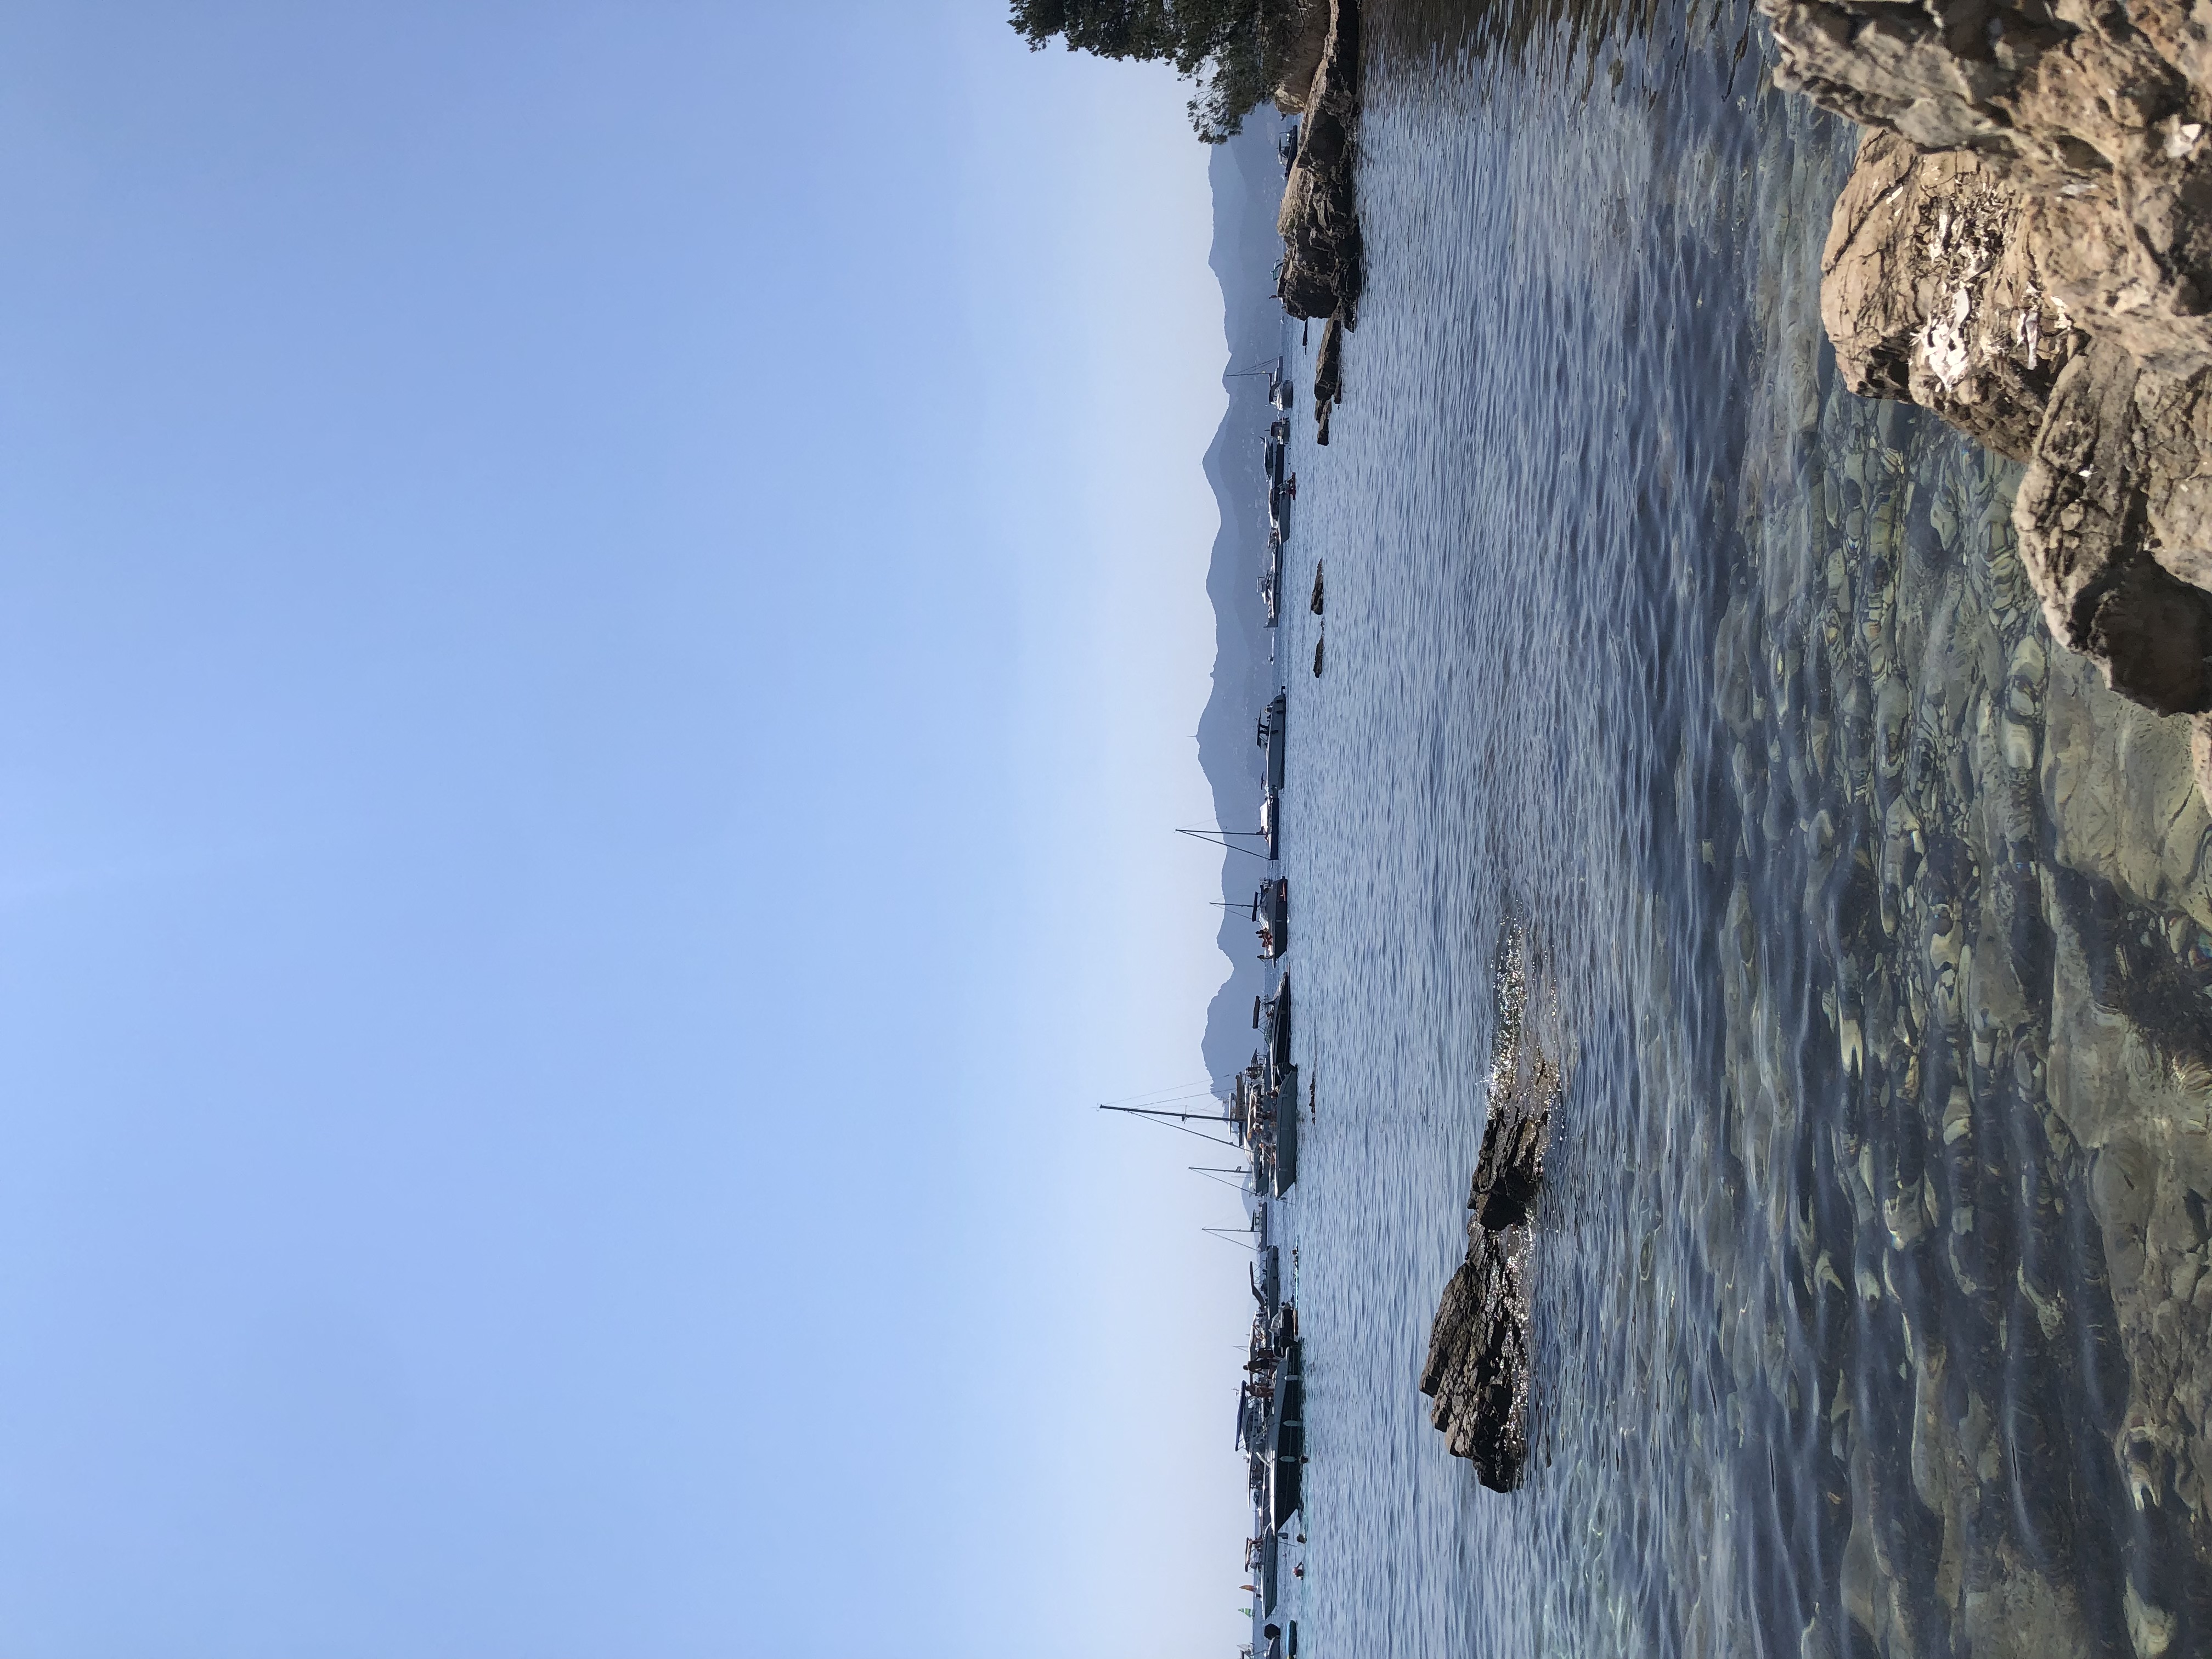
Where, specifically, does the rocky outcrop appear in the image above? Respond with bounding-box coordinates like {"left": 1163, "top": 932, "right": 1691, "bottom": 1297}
{"left": 1276, "top": 0, "right": 1362, "bottom": 325}
{"left": 1420, "top": 1229, "right": 1528, "bottom": 1489}
{"left": 1767, "top": 0, "right": 2212, "bottom": 759}
{"left": 1271, "top": 0, "right": 1333, "bottom": 114}
{"left": 1313, "top": 314, "right": 1345, "bottom": 422}
{"left": 1766, "top": 0, "right": 2212, "bottom": 379}
{"left": 1817, "top": 131, "right": 2083, "bottom": 463}
{"left": 1419, "top": 927, "right": 1559, "bottom": 1493}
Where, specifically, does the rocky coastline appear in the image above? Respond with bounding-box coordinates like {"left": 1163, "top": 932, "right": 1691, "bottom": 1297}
{"left": 1277, "top": 0, "right": 1364, "bottom": 441}
{"left": 1764, "top": 0, "right": 2212, "bottom": 779}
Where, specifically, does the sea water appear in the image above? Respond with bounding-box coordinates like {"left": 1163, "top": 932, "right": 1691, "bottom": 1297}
{"left": 1266, "top": 0, "right": 2212, "bottom": 1652}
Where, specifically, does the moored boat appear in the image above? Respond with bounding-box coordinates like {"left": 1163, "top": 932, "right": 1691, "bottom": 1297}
{"left": 1257, "top": 691, "right": 1286, "bottom": 789}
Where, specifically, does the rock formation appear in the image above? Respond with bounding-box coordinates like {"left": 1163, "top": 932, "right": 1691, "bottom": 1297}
{"left": 1313, "top": 313, "right": 1345, "bottom": 433}
{"left": 1271, "top": 0, "right": 1333, "bottom": 114}
{"left": 1276, "top": 0, "right": 1362, "bottom": 327}
{"left": 1765, "top": 0, "right": 2212, "bottom": 752}
{"left": 1419, "top": 927, "right": 1559, "bottom": 1492}
{"left": 1419, "top": 1229, "right": 1529, "bottom": 1488}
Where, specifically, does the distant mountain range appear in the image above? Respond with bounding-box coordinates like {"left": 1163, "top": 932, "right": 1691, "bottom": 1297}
{"left": 1196, "top": 121, "right": 1291, "bottom": 1087}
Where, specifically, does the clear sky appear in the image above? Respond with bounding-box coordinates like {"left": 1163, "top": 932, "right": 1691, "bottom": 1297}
{"left": 0, "top": 4, "right": 1256, "bottom": 1655}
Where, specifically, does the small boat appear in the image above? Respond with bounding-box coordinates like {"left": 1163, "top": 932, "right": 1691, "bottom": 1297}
{"left": 1278, "top": 123, "right": 1300, "bottom": 175}
{"left": 1269, "top": 415, "right": 1291, "bottom": 444}
{"left": 1261, "top": 977, "right": 1292, "bottom": 1073}
{"left": 1263, "top": 535, "right": 1284, "bottom": 624}
{"left": 1269, "top": 1342, "right": 1305, "bottom": 1523}
{"left": 1255, "top": 877, "right": 1289, "bottom": 959}
{"left": 1258, "top": 692, "right": 1286, "bottom": 788}
{"left": 1269, "top": 373, "right": 1295, "bottom": 412}
{"left": 1261, "top": 784, "right": 1281, "bottom": 860}
{"left": 1272, "top": 1063, "right": 1299, "bottom": 1193}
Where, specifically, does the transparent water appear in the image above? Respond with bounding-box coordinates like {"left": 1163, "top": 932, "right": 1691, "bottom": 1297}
{"left": 1262, "top": 1, "right": 2212, "bottom": 1652}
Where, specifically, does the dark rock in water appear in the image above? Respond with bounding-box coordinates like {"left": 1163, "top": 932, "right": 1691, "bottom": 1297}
{"left": 1764, "top": 0, "right": 2212, "bottom": 783}
{"left": 1313, "top": 314, "right": 1345, "bottom": 416}
{"left": 1419, "top": 1228, "right": 1530, "bottom": 1491}
{"left": 1469, "top": 1079, "right": 1552, "bottom": 1231}
{"left": 1309, "top": 560, "right": 1324, "bottom": 614}
{"left": 1276, "top": 0, "right": 1362, "bottom": 323}
{"left": 1419, "top": 926, "right": 1556, "bottom": 1492}
{"left": 1315, "top": 403, "right": 1333, "bottom": 445}
{"left": 1312, "top": 628, "right": 1324, "bottom": 676}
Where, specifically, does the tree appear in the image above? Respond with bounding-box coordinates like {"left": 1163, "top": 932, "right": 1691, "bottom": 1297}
{"left": 1009, "top": 0, "right": 1304, "bottom": 143}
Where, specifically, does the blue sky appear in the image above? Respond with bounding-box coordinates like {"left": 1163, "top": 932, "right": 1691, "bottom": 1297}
{"left": 0, "top": 4, "right": 1257, "bottom": 1654}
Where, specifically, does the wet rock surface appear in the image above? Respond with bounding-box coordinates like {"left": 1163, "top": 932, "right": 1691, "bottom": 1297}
{"left": 1277, "top": 0, "right": 1364, "bottom": 328}
{"left": 1766, "top": 0, "right": 2212, "bottom": 760}
{"left": 1420, "top": 927, "right": 1558, "bottom": 1492}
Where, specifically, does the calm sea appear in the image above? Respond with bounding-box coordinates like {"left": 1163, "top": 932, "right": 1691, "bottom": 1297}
{"left": 1264, "top": 0, "right": 2212, "bottom": 1652}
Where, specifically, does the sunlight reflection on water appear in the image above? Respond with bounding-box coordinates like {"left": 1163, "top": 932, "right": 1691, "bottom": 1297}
{"left": 1263, "top": 2, "right": 2212, "bottom": 1651}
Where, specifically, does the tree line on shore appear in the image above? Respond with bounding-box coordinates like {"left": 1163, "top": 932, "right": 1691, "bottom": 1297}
{"left": 1008, "top": 0, "right": 1313, "bottom": 142}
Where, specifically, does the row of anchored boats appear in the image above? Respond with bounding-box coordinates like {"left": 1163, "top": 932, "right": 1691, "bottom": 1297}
{"left": 1260, "top": 418, "right": 1295, "bottom": 626}
{"left": 1239, "top": 832, "right": 1301, "bottom": 1658}
{"left": 1239, "top": 1222, "right": 1304, "bottom": 1650}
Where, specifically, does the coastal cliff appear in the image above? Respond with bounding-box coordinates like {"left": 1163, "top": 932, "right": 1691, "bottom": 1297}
{"left": 1765, "top": 0, "right": 2212, "bottom": 782}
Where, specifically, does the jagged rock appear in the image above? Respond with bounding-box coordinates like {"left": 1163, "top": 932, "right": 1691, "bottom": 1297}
{"left": 1420, "top": 925, "right": 1555, "bottom": 1492}
{"left": 1768, "top": 0, "right": 2212, "bottom": 754}
{"left": 2015, "top": 342, "right": 2212, "bottom": 714}
{"left": 1765, "top": 0, "right": 2212, "bottom": 378}
{"left": 1820, "top": 131, "right": 2083, "bottom": 462}
{"left": 1418, "top": 1228, "right": 1530, "bottom": 1491}
{"left": 1276, "top": 0, "right": 1362, "bottom": 323}
{"left": 1313, "top": 314, "right": 1344, "bottom": 415}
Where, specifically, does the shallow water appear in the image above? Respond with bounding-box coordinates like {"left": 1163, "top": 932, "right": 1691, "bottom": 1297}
{"left": 1263, "top": 2, "right": 2212, "bottom": 1653}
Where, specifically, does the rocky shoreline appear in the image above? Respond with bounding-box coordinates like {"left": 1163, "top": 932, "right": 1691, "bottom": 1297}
{"left": 1277, "top": 0, "right": 1364, "bottom": 441}
{"left": 1764, "top": 0, "right": 2212, "bottom": 783}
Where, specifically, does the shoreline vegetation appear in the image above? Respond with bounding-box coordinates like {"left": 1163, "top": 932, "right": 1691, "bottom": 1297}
{"left": 1009, "top": 0, "right": 1331, "bottom": 142}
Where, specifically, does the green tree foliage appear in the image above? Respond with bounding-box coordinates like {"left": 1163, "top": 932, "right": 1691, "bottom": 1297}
{"left": 1009, "top": 0, "right": 1306, "bottom": 143}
